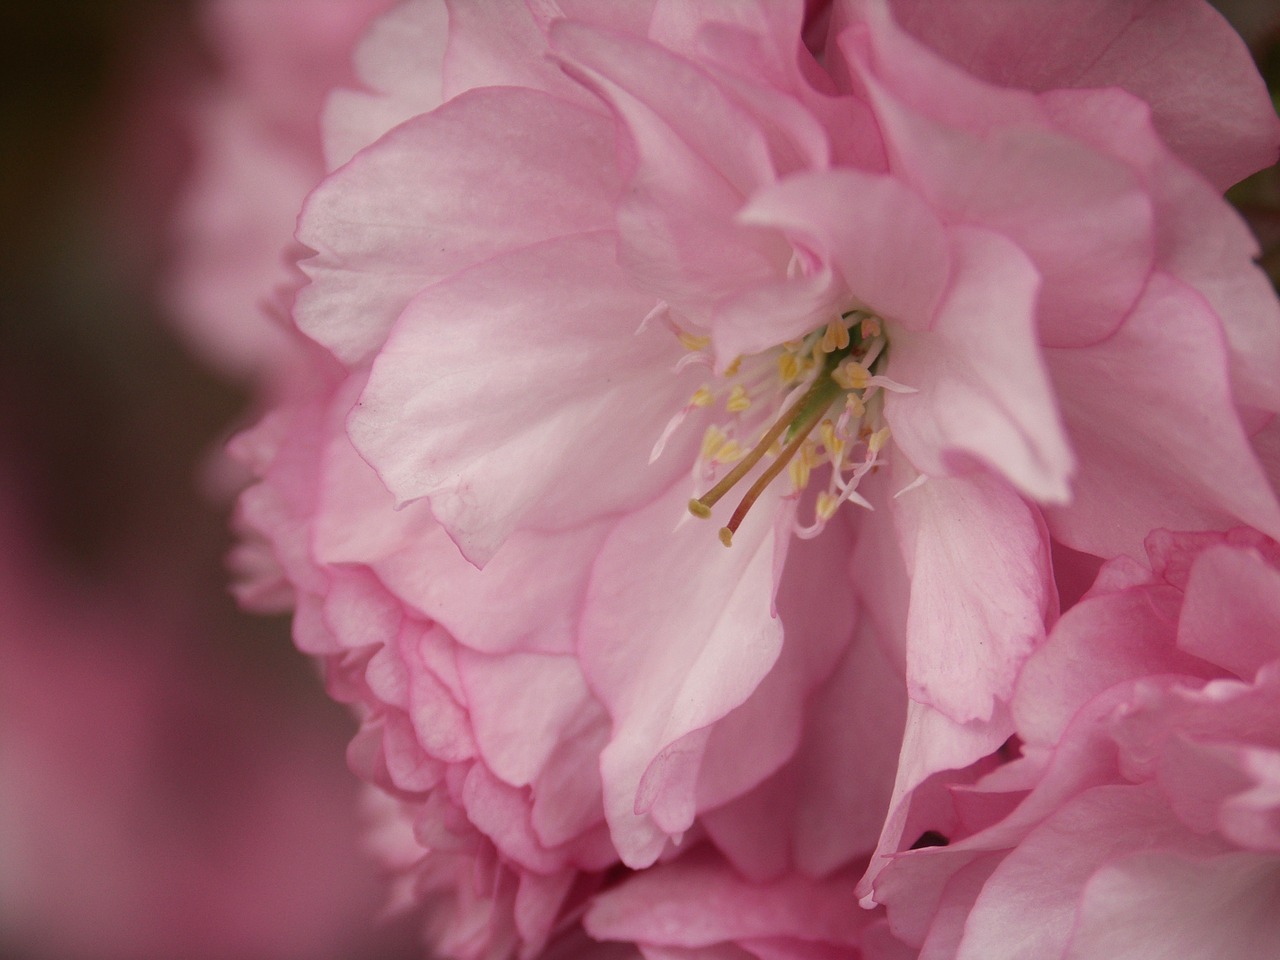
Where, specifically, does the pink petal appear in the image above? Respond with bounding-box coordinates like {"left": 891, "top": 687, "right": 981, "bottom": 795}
{"left": 321, "top": 0, "right": 449, "bottom": 170}
{"left": 584, "top": 849, "right": 869, "bottom": 948}
{"left": 1177, "top": 544, "right": 1280, "bottom": 679}
{"left": 1041, "top": 87, "right": 1280, "bottom": 413}
{"left": 296, "top": 87, "right": 620, "bottom": 363}
{"left": 735, "top": 168, "right": 949, "bottom": 336}
{"left": 860, "top": 698, "right": 1011, "bottom": 902}
{"left": 441, "top": 0, "right": 653, "bottom": 107}
{"left": 1044, "top": 273, "right": 1280, "bottom": 560}
{"left": 1067, "top": 850, "right": 1280, "bottom": 960}
{"left": 549, "top": 20, "right": 794, "bottom": 324}
{"left": 886, "top": 0, "right": 1280, "bottom": 189}
{"left": 312, "top": 410, "right": 610, "bottom": 655}
{"left": 350, "top": 233, "right": 705, "bottom": 566}
{"left": 694, "top": 511, "right": 857, "bottom": 818}
{"left": 580, "top": 480, "right": 789, "bottom": 867}
{"left": 1013, "top": 581, "right": 1206, "bottom": 749}
{"left": 885, "top": 226, "right": 1074, "bottom": 503}
{"left": 892, "top": 468, "right": 1053, "bottom": 723}
{"left": 704, "top": 615, "right": 906, "bottom": 880}
{"left": 844, "top": 3, "right": 1157, "bottom": 349}
{"left": 955, "top": 784, "right": 1224, "bottom": 960}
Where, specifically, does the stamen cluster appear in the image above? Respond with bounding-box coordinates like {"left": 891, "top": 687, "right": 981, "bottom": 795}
{"left": 664, "top": 312, "right": 914, "bottom": 545}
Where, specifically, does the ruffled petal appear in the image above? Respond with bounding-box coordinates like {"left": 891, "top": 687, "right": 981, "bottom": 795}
{"left": 892, "top": 466, "right": 1053, "bottom": 723}
{"left": 843, "top": 11, "right": 1157, "bottom": 349}
{"left": 350, "top": 233, "right": 705, "bottom": 565}
{"left": 885, "top": 0, "right": 1280, "bottom": 189}
{"left": 885, "top": 226, "right": 1074, "bottom": 504}
{"left": 296, "top": 87, "right": 620, "bottom": 363}
{"left": 580, "top": 480, "right": 789, "bottom": 867}
{"left": 1067, "top": 849, "right": 1280, "bottom": 960}
{"left": 1044, "top": 273, "right": 1280, "bottom": 560}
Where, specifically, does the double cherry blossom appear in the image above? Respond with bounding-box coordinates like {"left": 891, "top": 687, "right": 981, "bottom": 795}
{"left": 197, "top": 0, "right": 1280, "bottom": 956}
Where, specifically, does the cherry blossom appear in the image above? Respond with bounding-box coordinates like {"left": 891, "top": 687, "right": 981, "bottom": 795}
{"left": 208, "top": 0, "right": 1280, "bottom": 956}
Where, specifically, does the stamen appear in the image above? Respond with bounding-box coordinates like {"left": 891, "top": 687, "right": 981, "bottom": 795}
{"left": 726, "top": 385, "right": 752, "bottom": 413}
{"left": 718, "top": 393, "right": 836, "bottom": 546}
{"left": 688, "top": 379, "right": 828, "bottom": 518}
{"left": 778, "top": 353, "right": 801, "bottom": 383}
{"left": 679, "top": 331, "right": 711, "bottom": 352}
{"left": 820, "top": 320, "right": 850, "bottom": 353}
{"left": 690, "top": 386, "right": 714, "bottom": 407}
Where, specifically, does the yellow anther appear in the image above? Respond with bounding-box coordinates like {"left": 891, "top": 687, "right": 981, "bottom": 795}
{"left": 679, "top": 331, "right": 711, "bottom": 352}
{"left": 778, "top": 353, "right": 802, "bottom": 383}
{"left": 690, "top": 386, "right": 714, "bottom": 408}
{"left": 701, "top": 424, "right": 729, "bottom": 460}
{"left": 815, "top": 490, "right": 840, "bottom": 521}
{"left": 845, "top": 393, "right": 866, "bottom": 418}
{"left": 832, "top": 361, "right": 869, "bottom": 391}
{"left": 726, "top": 385, "right": 752, "bottom": 413}
{"left": 869, "top": 426, "right": 891, "bottom": 454}
{"left": 861, "top": 316, "right": 882, "bottom": 339}
{"left": 718, "top": 527, "right": 735, "bottom": 547}
{"left": 819, "top": 420, "right": 845, "bottom": 462}
{"left": 820, "top": 320, "right": 851, "bottom": 354}
{"left": 723, "top": 357, "right": 742, "bottom": 377}
{"left": 688, "top": 499, "right": 712, "bottom": 518}
{"left": 715, "top": 439, "right": 745, "bottom": 463}
{"left": 788, "top": 440, "right": 817, "bottom": 491}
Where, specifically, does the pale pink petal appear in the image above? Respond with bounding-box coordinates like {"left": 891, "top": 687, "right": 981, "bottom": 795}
{"left": 311, "top": 409, "right": 610, "bottom": 655}
{"left": 886, "top": 0, "right": 1280, "bottom": 189}
{"left": 955, "top": 785, "right": 1225, "bottom": 960}
{"left": 441, "top": 0, "right": 652, "bottom": 107}
{"left": 885, "top": 227, "right": 1073, "bottom": 503}
{"left": 351, "top": 233, "right": 706, "bottom": 565}
{"left": 581, "top": 481, "right": 789, "bottom": 866}
{"left": 549, "top": 20, "right": 794, "bottom": 324}
{"left": 1041, "top": 87, "right": 1280, "bottom": 413}
{"left": 1044, "top": 274, "right": 1280, "bottom": 559}
{"left": 734, "top": 168, "right": 949, "bottom": 336}
{"left": 1176, "top": 544, "right": 1280, "bottom": 679}
{"left": 844, "top": 3, "right": 1156, "bottom": 348}
{"left": 584, "top": 849, "right": 870, "bottom": 949}
{"left": 296, "top": 87, "right": 620, "bottom": 363}
{"left": 892, "top": 468, "right": 1053, "bottom": 723}
{"left": 322, "top": 0, "right": 450, "bottom": 169}
{"left": 704, "top": 615, "right": 906, "bottom": 880}
{"left": 694, "top": 513, "right": 857, "bottom": 817}
{"left": 1012, "top": 579, "right": 1207, "bottom": 749}
{"left": 860, "top": 699, "right": 1010, "bottom": 902}
{"left": 1066, "top": 850, "right": 1280, "bottom": 960}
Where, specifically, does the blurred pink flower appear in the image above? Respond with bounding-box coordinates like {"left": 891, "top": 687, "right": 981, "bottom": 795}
{"left": 871, "top": 528, "right": 1280, "bottom": 958}
{"left": 167, "top": 0, "right": 397, "bottom": 377}
{"left": 0, "top": 490, "right": 399, "bottom": 960}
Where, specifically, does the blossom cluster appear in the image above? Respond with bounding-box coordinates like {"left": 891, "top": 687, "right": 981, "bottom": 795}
{"left": 174, "top": 1, "right": 1280, "bottom": 957}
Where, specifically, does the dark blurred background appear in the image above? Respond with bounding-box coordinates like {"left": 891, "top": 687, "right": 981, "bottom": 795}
{"left": 0, "top": 2, "right": 1274, "bottom": 959}
{"left": 0, "top": 4, "right": 418, "bottom": 957}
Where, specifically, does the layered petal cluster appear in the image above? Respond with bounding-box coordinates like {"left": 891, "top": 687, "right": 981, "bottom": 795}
{"left": 211, "top": 0, "right": 1280, "bottom": 957}
{"left": 168, "top": 0, "right": 401, "bottom": 377}
{"left": 872, "top": 528, "right": 1280, "bottom": 959}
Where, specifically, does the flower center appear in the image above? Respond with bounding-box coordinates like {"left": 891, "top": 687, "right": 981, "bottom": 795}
{"left": 662, "top": 311, "right": 911, "bottom": 546}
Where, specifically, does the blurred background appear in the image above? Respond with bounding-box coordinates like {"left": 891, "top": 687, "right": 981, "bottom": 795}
{"left": 0, "top": 2, "right": 1275, "bottom": 959}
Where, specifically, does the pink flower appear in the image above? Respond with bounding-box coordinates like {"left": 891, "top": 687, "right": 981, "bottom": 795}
{"left": 289, "top": 0, "right": 1280, "bottom": 870}
{"left": 871, "top": 528, "right": 1280, "bottom": 958}
{"left": 219, "top": 0, "right": 1280, "bottom": 955}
